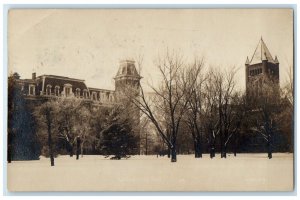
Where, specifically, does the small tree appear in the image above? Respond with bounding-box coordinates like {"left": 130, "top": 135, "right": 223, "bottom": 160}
{"left": 99, "top": 106, "right": 138, "bottom": 159}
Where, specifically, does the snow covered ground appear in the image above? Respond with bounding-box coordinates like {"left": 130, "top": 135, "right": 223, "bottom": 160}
{"left": 7, "top": 153, "right": 293, "bottom": 192}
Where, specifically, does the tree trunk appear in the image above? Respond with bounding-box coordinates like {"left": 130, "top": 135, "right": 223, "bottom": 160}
{"left": 210, "top": 145, "right": 215, "bottom": 158}
{"left": 81, "top": 143, "right": 84, "bottom": 158}
{"left": 167, "top": 147, "right": 171, "bottom": 158}
{"left": 194, "top": 140, "right": 198, "bottom": 158}
{"left": 199, "top": 131, "right": 203, "bottom": 158}
{"left": 145, "top": 132, "right": 148, "bottom": 155}
{"left": 194, "top": 139, "right": 202, "bottom": 158}
{"left": 210, "top": 135, "right": 215, "bottom": 159}
{"left": 220, "top": 134, "right": 224, "bottom": 158}
{"left": 233, "top": 133, "right": 237, "bottom": 157}
{"left": 268, "top": 134, "right": 272, "bottom": 159}
{"left": 76, "top": 137, "right": 81, "bottom": 160}
{"left": 47, "top": 120, "right": 54, "bottom": 166}
{"left": 223, "top": 145, "right": 227, "bottom": 158}
{"left": 69, "top": 144, "right": 74, "bottom": 157}
{"left": 171, "top": 146, "right": 177, "bottom": 162}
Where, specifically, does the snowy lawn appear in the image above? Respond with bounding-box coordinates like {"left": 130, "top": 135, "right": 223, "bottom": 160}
{"left": 7, "top": 153, "right": 293, "bottom": 192}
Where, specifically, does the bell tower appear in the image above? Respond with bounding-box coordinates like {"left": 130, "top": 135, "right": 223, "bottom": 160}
{"left": 245, "top": 38, "right": 279, "bottom": 97}
{"left": 114, "top": 60, "right": 142, "bottom": 96}
{"left": 114, "top": 59, "right": 142, "bottom": 154}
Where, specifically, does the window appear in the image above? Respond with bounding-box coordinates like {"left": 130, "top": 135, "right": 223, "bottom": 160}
{"left": 250, "top": 68, "right": 262, "bottom": 76}
{"left": 46, "top": 85, "right": 52, "bottom": 96}
{"left": 55, "top": 86, "right": 60, "bottom": 96}
{"left": 29, "top": 84, "right": 35, "bottom": 95}
{"left": 63, "top": 84, "right": 73, "bottom": 97}
{"left": 65, "top": 88, "right": 71, "bottom": 96}
{"left": 92, "top": 92, "right": 97, "bottom": 101}
{"left": 76, "top": 88, "right": 81, "bottom": 97}
{"left": 83, "top": 89, "right": 88, "bottom": 99}
{"left": 106, "top": 92, "right": 110, "bottom": 101}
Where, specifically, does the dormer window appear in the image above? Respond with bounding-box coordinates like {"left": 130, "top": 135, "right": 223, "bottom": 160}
{"left": 76, "top": 88, "right": 81, "bottom": 97}
{"left": 28, "top": 84, "right": 35, "bottom": 96}
{"left": 63, "top": 83, "right": 73, "bottom": 97}
{"left": 46, "top": 84, "right": 52, "bottom": 96}
{"left": 55, "top": 86, "right": 60, "bottom": 96}
{"left": 92, "top": 92, "right": 97, "bottom": 101}
{"left": 83, "top": 89, "right": 88, "bottom": 99}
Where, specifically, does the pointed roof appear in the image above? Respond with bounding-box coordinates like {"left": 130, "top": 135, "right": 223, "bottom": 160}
{"left": 274, "top": 56, "right": 279, "bottom": 64}
{"left": 249, "top": 38, "right": 276, "bottom": 65}
{"left": 115, "top": 60, "right": 142, "bottom": 79}
{"left": 245, "top": 56, "right": 250, "bottom": 65}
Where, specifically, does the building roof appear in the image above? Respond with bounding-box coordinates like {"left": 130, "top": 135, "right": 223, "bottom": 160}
{"left": 249, "top": 38, "right": 276, "bottom": 65}
{"left": 115, "top": 60, "right": 142, "bottom": 79}
{"left": 37, "top": 75, "right": 88, "bottom": 95}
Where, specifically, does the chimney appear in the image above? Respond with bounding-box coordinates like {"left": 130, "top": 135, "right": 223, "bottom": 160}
{"left": 32, "top": 72, "right": 36, "bottom": 80}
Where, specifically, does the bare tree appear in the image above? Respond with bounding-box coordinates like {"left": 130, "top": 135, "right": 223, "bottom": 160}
{"left": 183, "top": 58, "right": 205, "bottom": 158}
{"left": 215, "top": 67, "right": 238, "bottom": 158}
{"left": 203, "top": 69, "right": 219, "bottom": 158}
{"left": 74, "top": 105, "right": 92, "bottom": 158}
{"left": 126, "top": 50, "right": 201, "bottom": 162}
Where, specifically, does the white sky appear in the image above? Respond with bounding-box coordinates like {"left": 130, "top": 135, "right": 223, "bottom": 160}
{"left": 8, "top": 9, "right": 293, "bottom": 91}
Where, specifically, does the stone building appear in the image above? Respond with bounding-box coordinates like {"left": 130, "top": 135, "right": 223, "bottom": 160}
{"left": 14, "top": 60, "right": 141, "bottom": 107}
{"left": 245, "top": 38, "right": 280, "bottom": 97}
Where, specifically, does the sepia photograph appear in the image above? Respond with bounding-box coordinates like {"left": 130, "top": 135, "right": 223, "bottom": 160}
{"left": 6, "top": 8, "right": 294, "bottom": 192}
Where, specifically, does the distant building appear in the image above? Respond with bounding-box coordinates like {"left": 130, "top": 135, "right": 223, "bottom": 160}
{"left": 10, "top": 60, "right": 143, "bottom": 157}
{"left": 245, "top": 38, "right": 279, "bottom": 97}
{"left": 14, "top": 60, "right": 141, "bottom": 108}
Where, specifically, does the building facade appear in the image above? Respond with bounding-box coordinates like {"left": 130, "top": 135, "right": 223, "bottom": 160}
{"left": 14, "top": 60, "right": 141, "bottom": 107}
{"left": 245, "top": 38, "right": 280, "bottom": 97}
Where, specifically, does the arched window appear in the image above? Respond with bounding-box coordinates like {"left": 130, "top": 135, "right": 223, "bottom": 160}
{"left": 83, "top": 89, "right": 88, "bottom": 99}
{"left": 46, "top": 84, "right": 52, "bottom": 96}
{"left": 92, "top": 92, "right": 97, "bottom": 101}
{"left": 63, "top": 83, "right": 73, "bottom": 97}
{"left": 76, "top": 88, "right": 81, "bottom": 97}
{"left": 55, "top": 86, "right": 60, "bottom": 96}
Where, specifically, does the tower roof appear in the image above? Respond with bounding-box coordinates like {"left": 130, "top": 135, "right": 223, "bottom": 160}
{"left": 249, "top": 38, "right": 276, "bottom": 65}
{"left": 115, "top": 60, "right": 142, "bottom": 79}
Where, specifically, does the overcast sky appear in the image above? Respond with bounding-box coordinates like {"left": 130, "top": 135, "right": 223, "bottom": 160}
{"left": 8, "top": 9, "right": 293, "bottom": 91}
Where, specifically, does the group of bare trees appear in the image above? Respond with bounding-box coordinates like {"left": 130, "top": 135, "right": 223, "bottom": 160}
{"left": 126, "top": 51, "right": 293, "bottom": 162}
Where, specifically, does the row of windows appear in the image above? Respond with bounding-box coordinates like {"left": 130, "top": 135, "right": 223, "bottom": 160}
{"left": 249, "top": 68, "right": 262, "bottom": 76}
{"left": 45, "top": 85, "right": 89, "bottom": 97}
{"left": 28, "top": 84, "right": 114, "bottom": 102}
{"left": 91, "top": 91, "right": 114, "bottom": 102}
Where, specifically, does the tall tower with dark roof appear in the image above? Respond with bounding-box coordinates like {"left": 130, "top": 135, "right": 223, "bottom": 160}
{"left": 114, "top": 60, "right": 142, "bottom": 95}
{"left": 114, "top": 60, "right": 142, "bottom": 154}
{"left": 245, "top": 38, "right": 279, "bottom": 97}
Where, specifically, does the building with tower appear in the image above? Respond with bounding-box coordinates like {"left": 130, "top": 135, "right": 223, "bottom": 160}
{"left": 13, "top": 59, "right": 142, "bottom": 108}
{"left": 9, "top": 60, "right": 142, "bottom": 159}
{"left": 245, "top": 38, "right": 280, "bottom": 98}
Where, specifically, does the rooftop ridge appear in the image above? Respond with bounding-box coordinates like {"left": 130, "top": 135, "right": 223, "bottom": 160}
{"left": 249, "top": 38, "right": 276, "bottom": 65}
